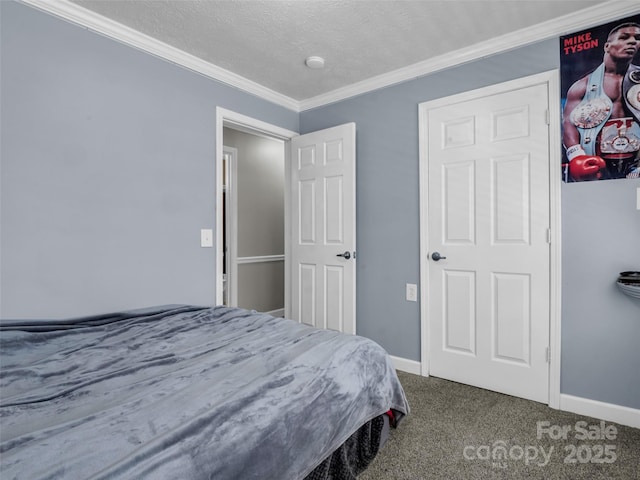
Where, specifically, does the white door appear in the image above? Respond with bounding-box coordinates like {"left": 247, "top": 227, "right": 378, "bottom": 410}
{"left": 421, "top": 81, "right": 551, "bottom": 403}
{"left": 290, "top": 123, "right": 356, "bottom": 334}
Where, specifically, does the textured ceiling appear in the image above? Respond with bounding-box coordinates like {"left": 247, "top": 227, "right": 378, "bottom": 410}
{"left": 70, "top": 0, "right": 610, "bottom": 101}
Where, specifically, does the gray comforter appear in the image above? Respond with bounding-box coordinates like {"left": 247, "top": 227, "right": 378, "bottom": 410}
{"left": 0, "top": 305, "right": 408, "bottom": 479}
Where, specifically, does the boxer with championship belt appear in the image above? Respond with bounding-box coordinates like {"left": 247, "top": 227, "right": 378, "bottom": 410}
{"left": 563, "top": 22, "right": 640, "bottom": 181}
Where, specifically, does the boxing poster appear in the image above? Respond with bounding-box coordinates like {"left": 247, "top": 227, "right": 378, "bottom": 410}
{"left": 560, "top": 15, "right": 640, "bottom": 182}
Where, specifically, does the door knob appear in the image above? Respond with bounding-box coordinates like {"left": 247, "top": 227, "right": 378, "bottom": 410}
{"left": 336, "top": 251, "right": 351, "bottom": 260}
{"left": 431, "top": 251, "right": 447, "bottom": 261}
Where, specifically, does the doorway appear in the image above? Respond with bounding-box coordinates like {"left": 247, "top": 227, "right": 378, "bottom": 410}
{"left": 215, "top": 108, "right": 298, "bottom": 316}
{"left": 223, "top": 127, "right": 286, "bottom": 316}
{"left": 216, "top": 108, "right": 358, "bottom": 334}
{"left": 418, "top": 71, "right": 562, "bottom": 406}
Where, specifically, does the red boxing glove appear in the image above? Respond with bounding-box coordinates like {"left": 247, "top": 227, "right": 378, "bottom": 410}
{"left": 565, "top": 145, "right": 606, "bottom": 181}
{"left": 569, "top": 155, "right": 606, "bottom": 181}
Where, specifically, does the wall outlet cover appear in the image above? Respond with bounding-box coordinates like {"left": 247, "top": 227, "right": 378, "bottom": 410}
{"left": 406, "top": 283, "right": 418, "bottom": 302}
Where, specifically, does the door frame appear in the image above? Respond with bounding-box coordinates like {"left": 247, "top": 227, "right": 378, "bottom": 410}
{"left": 418, "top": 70, "right": 562, "bottom": 408}
{"left": 215, "top": 107, "right": 298, "bottom": 317}
{"left": 222, "top": 145, "right": 238, "bottom": 307}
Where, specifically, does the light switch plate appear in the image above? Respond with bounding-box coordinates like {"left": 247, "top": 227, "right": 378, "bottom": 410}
{"left": 200, "top": 229, "right": 213, "bottom": 248}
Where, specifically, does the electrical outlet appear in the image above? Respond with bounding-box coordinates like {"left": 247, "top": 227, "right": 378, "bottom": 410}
{"left": 406, "top": 283, "right": 418, "bottom": 302}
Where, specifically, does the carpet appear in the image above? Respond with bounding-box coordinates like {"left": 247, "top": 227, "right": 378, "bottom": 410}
{"left": 360, "top": 371, "right": 640, "bottom": 479}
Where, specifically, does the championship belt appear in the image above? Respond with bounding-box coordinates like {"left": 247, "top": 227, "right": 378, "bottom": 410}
{"left": 599, "top": 118, "right": 640, "bottom": 155}
{"left": 570, "top": 97, "right": 612, "bottom": 128}
{"left": 571, "top": 63, "right": 612, "bottom": 155}
{"left": 623, "top": 63, "right": 640, "bottom": 123}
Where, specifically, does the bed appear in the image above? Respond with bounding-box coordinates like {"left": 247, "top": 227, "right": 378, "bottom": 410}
{"left": 0, "top": 305, "right": 409, "bottom": 479}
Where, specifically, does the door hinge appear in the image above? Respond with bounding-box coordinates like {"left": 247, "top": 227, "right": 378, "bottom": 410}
{"left": 546, "top": 228, "right": 552, "bottom": 244}
{"left": 546, "top": 347, "right": 550, "bottom": 363}
{"left": 545, "top": 109, "right": 550, "bottom": 125}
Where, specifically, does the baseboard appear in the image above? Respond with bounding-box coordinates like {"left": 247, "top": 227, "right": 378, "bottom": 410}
{"left": 560, "top": 394, "right": 640, "bottom": 429}
{"left": 390, "top": 356, "right": 422, "bottom": 375}
{"left": 266, "top": 308, "right": 285, "bottom": 318}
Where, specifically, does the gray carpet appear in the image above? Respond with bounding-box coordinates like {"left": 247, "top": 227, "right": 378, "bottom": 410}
{"left": 360, "top": 371, "right": 640, "bottom": 480}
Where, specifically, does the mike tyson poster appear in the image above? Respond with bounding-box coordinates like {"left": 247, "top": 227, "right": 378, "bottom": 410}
{"left": 560, "top": 14, "right": 640, "bottom": 182}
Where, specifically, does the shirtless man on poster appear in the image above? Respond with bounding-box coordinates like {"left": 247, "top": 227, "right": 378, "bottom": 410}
{"left": 563, "top": 22, "right": 640, "bottom": 181}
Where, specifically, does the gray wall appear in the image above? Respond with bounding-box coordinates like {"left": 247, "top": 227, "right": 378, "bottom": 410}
{"left": 237, "top": 261, "right": 285, "bottom": 313}
{"left": 561, "top": 180, "right": 640, "bottom": 408}
{"left": 0, "top": 1, "right": 297, "bottom": 318}
{"left": 300, "top": 40, "right": 640, "bottom": 409}
{"left": 223, "top": 129, "right": 285, "bottom": 258}
{"left": 223, "top": 128, "right": 285, "bottom": 312}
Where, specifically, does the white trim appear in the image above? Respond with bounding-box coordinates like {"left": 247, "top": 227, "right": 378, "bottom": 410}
{"left": 560, "top": 394, "right": 640, "bottom": 429}
{"left": 223, "top": 146, "right": 238, "bottom": 307}
{"left": 283, "top": 139, "right": 292, "bottom": 320}
{"left": 215, "top": 107, "right": 298, "bottom": 307}
{"left": 266, "top": 308, "right": 286, "bottom": 318}
{"left": 418, "top": 71, "right": 561, "bottom": 408}
{"left": 20, "top": 0, "right": 299, "bottom": 112}
{"left": 418, "top": 102, "right": 431, "bottom": 378}
{"left": 419, "top": 70, "right": 557, "bottom": 109}
{"left": 236, "top": 254, "right": 285, "bottom": 264}
{"left": 219, "top": 108, "right": 299, "bottom": 141}
{"left": 547, "top": 72, "right": 563, "bottom": 410}
{"left": 390, "top": 356, "right": 422, "bottom": 376}
{"left": 19, "top": 0, "right": 639, "bottom": 112}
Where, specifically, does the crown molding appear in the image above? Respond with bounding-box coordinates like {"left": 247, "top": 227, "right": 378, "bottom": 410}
{"left": 19, "top": 0, "right": 640, "bottom": 114}
{"left": 19, "top": 0, "right": 300, "bottom": 112}
{"left": 299, "top": 1, "right": 640, "bottom": 111}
